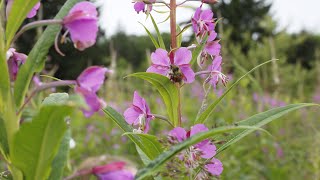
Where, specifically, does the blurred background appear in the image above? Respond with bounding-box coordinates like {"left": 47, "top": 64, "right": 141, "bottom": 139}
{"left": 3, "top": 0, "right": 320, "bottom": 179}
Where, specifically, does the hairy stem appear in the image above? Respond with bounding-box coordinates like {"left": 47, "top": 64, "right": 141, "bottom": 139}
{"left": 11, "top": 19, "right": 62, "bottom": 45}
{"left": 170, "top": 0, "right": 177, "bottom": 49}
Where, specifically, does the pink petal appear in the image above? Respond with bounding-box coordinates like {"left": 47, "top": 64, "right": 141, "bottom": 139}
{"left": 169, "top": 127, "right": 187, "bottom": 142}
{"left": 27, "top": 2, "right": 41, "bottom": 18}
{"left": 146, "top": 65, "right": 169, "bottom": 77}
{"left": 174, "top": 47, "right": 192, "bottom": 65}
{"left": 190, "top": 124, "right": 208, "bottom": 137}
{"left": 92, "top": 162, "right": 126, "bottom": 174}
{"left": 193, "top": 7, "right": 201, "bottom": 21}
{"left": 200, "top": 9, "right": 213, "bottom": 21}
{"left": 68, "top": 2, "right": 97, "bottom": 17}
{"left": 123, "top": 107, "right": 141, "bottom": 125}
{"left": 75, "top": 87, "right": 103, "bottom": 118}
{"left": 65, "top": 19, "right": 98, "bottom": 51}
{"left": 205, "top": 158, "right": 223, "bottom": 176}
{"left": 205, "top": 41, "right": 221, "bottom": 56}
{"left": 77, "top": 66, "right": 108, "bottom": 93}
{"left": 179, "top": 65, "right": 195, "bottom": 84}
{"left": 132, "top": 91, "right": 147, "bottom": 113}
{"left": 208, "top": 31, "right": 217, "bottom": 42}
{"left": 96, "top": 170, "right": 134, "bottom": 180}
{"left": 198, "top": 143, "right": 216, "bottom": 159}
{"left": 209, "top": 56, "right": 222, "bottom": 72}
{"left": 151, "top": 49, "right": 170, "bottom": 67}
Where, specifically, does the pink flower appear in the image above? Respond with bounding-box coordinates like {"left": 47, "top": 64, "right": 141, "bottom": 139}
{"left": 75, "top": 66, "right": 109, "bottom": 117}
{"left": 133, "top": 0, "right": 156, "bottom": 14}
{"left": 92, "top": 161, "right": 134, "bottom": 180}
{"left": 205, "top": 56, "right": 227, "bottom": 89}
{"left": 204, "top": 31, "right": 221, "bottom": 56}
{"left": 63, "top": 2, "right": 98, "bottom": 51}
{"left": 6, "top": 48, "right": 27, "bottom": 81}
{"left": 169, "top": 124, "right": 217, "bottom": 159}
{"left": 204, "top": 158, "right": 223, "bottom": 176}
{"left": 192, "top": 6, "right": 215, "bottom": 37}
{"left": 147, "top": 48, "right": 195, "bottom": 84}
{"left": 124, "top": 91, "right": 154, "bottom": 133}
{"left": 6, "top": 0, "right": 40, "bottom": 19}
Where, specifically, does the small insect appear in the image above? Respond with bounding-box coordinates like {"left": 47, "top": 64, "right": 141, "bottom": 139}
{"left": 169, "top": 65, "right": 184, "bottom": 83}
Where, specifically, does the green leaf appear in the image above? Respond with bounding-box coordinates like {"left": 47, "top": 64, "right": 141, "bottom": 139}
{"left": 135, "top": 126, "right": 260, "bottom": 180}
{"left": 176, "top": 25, "right": 182, "bottom": 48}
{"left": 217, "top": 103, "right": 319, "bottom": 154}
{"left": 5, "top": 0, "right": 39, "bottom": 47}
{"left": 139, "top": 22, "right": 159, "bottom": 49}
{"left": 13, "top": 0, "right": 84, "bottom": 110}
{"left": 127, "top": 72, "right": 179, "bottom": 126}
{"left": 150, "top": 14, "right": 166, "bottom": 49}
{"left": 103, "top": 107, "right": 163, "bottom": 160}
{"left": 0, "top": 114, "right": 9, "bottom": 159}
{"left": 11, "top": 105, "right": 74, "bottom": 180}
{"left": 194, "top": 60, "right": 276, "bottom": 124}
{"left": 190, "top": 34, "right": 208, "bottom": 65}
{"left": 41, "top": 93, "right": 69, "bottom": 105}
{"left": 48, "top": 129, "right": 71, "bottom": 180}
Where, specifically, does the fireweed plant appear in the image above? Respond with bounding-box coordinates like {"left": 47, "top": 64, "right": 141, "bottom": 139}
{"left": 0, "top": 0, "right": 318, "bottom": 180}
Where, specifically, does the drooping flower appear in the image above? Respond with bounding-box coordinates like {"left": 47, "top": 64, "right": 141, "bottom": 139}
{"left": 206, "top": 56, "right": 227, "bottom": 88}
{"left": 147, "top": 48, "right": 195, "bottom": 84}
{"left": 6, "top": 0, "right": 40, "bottom": 19}
{"left": 124, "top": 91, "right": 154, "bottom": 133}
{"left": 133, "top": 0, "right": 156, "bottom": 14}
{"left": 63, "top": 2, "right": 98, "bottom": 51}
{"left": 75, "top": 66, "right": 109, "bottom": 117}
{"left": 192, "top": 6, "right": 215, "bottom": 37}
{"left": 92, "top": 162, "right": 135, "bottom": 180}
{"left": 6, "top": 48, "right": 27, "bottom": 81}
{"left": 168, "top": 124, "right": 223, "bottom": 177}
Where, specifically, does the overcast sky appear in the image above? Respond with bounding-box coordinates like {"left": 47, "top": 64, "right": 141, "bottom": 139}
{"left": 97, "top": 0, "right": 320, "bottom": 37}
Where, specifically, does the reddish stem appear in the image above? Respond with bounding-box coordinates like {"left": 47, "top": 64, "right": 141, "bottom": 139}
{"left": 170, "top": 0, "right": 177, "bottom": 50}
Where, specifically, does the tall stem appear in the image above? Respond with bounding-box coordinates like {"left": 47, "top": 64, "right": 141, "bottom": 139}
{"left": 170, "top": 0, "right": 181, "bottom": 126}
{"left": 170, "top": 0, "right": 177, "bottom": 49}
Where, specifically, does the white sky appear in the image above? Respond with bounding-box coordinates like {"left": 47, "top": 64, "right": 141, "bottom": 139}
{"left": 96, "top": 0, "right": 320, "bottom": 37}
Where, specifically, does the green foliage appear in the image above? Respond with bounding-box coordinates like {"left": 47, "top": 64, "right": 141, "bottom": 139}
{"left": 135, "top": 126, "right": 259, "bottom": 180}
{"left": 150, "top": 15, "right": 166, "bottom": 49}
{"left": 216, "top": 103, "right": 319, "bottom": 154}
{"left": 190, "top": 34, "right": 208, "bottom": 65}
{"left": 48, "top": 130, "right": 71, "bottom": 180}
{"left": 5, "top": 0, "right": 39, "bottom": 47}
{"left": 127, "top": 72, "right": 180, "bottom": 126}
{"left": 11, "top": 105, "right": 74, "bottom": 180}
{"left": 13, "top": 0, "right": 84, "bottom": 109}
{"left": 140, "top": 22, "right": 160, "bottom": 49}
{"left": 0, "top": 115, "right": 9, "bottom": 159}
{"left": 103, "top": 107, "right": 163, "bottom": 160}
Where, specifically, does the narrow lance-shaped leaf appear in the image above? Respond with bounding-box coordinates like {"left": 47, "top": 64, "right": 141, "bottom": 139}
{"left": 194, "top": 60, "right": 276, "bottom": 124}
{"left": 216, "top": 103, "right": 319, "bottom": 154}
{"left": 139, "top": 22, "right": 159, "bottom": 49}
{"left": 14, "top": 0, "right": 84, "bottom": 109}
{"left": 150, "top": 14, "right": 166, "bottom": 49}
{"left": 6, "top": 0, "right": 39, "bottom": 47}
{"left": 127, "top": 72, "right": 179, "bottom": 127}
{"left": 103, "top": 107, "right": 163, "bottom": 160}
{"left": 135, "top": 126, "right": 263, "bottom": 180}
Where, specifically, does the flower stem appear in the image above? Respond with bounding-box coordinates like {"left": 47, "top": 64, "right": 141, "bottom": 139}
{"left": 152, "top": 114, "right": 174, "bottom": 127}
{"left": 170, "top": 0, "right": 177, "bottom": 49}
{"left": 17, "top": 80, "right": 76, "bottom": 116}
{"left": 11, "top": 19, "right": 62, "bottom": 45}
